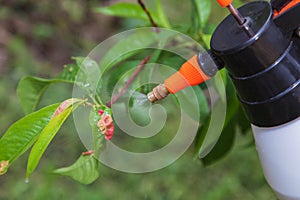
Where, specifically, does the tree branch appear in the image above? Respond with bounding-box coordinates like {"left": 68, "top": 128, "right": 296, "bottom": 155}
{"left": 137, "top": 0, "right": 160, "bottom": 32}
{"left": 106, "top": 55, "right": 151, "bottom": 107}
{"left": 106, "top": 1, "right": 158, "bottom": 107}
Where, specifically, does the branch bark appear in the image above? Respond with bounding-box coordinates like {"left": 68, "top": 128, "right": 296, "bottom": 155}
{"left": 137, "top": 0, "right": 160, "bottom": 32}
{"left": 106, "top": 55, "right": 151, "bottom": 107}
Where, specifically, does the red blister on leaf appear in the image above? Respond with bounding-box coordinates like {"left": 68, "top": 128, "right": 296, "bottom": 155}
{"left": 98, "top": 110, "right": 104, "bottom": 115}
{"left": 52, "top": 99, "right": 81, "bottom": 118}
{"left": 96, "top": 110, "right": 114, "bottom": 140}
{"left": 0, "top": 160, "right": 9, "bottom": 174}
{"left": 81, "top": 150, "right": 95, "bottom": 156}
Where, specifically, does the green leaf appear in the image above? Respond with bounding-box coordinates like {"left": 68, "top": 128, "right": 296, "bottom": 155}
{"left": 89, "top": 109, "right": 105, "bottom": 156}
{"left": 52, "top": 105, "right": 105, "bottom": 184}
{"left": 57, "top": 63, "right": 80, "bottom": 82}
{"left": 53, "top": 154, "right": 99, "bottom": 185}
{"left": 154, "top": 0, "right": 171, "bottom": 28}
{"left": 194, "top": 0, "right": 212, "bottom": 28}
{"left": 214, "top": 69, "right": 227, "bottom": 102}
{"left": 72, "top": 56, "right": 86, "bottom": 66}
{"left": 202, "top": 34, "right": 212, "bottom": 48}
{"left": 201, "top": 118, "right": 236, "bottom": 165}
{"left": 101, "top": 60, "right": 141, "bottom": 101}
{"left": 201, "top": 81, "right": 249, "bottom": 165}
{"left": 99, "top": 32, "right": 160, "bottom": 74}
{"left": 179, "top": 85, "right": 209, "bottom": 123}
{"left": 188, "top": 86, "right": 210, "bottom": 157}
{"left": 190, "top": 0, "right": 200, "bottom": 37}
{"left": 194, "top": 115, "right": 210, "bottom": 159}
{"left": 75, "top": 57, "right": 102, "bottom": 93}
{"left": 236, "top": 108, "right": 251, "bottom": 134}
{"left": 0, "top": 104, "right": 59, "bottom": 175}
{"left": 18, "top": 77, "right": 58, "bottom": 114}
{"left": 189, "top": 0, "right": 212, "bottom": 38}
{"left": 129, "top": 95, "right": 152, "bottom": 126}
{"left": 26, "top": 99, "right": 84, "bottom": 178}
{"left": 94, "top": 3, "right": 159, "bottom": 23}
{"left": 17, "top": 59, "right": 80, "bottom": 115}
{"left": 194, "top": 99, "right": 226, "bottom": 160}
{"left": 17, "top": 64, "right": 79, "bottom": 114}
{"left": 200, "top": 79, "right": 240, "bottom": 165}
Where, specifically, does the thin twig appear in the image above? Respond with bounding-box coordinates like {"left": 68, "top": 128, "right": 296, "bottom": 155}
{"left": 137, "top": 0, "right": 160, "bottom": 32}
{"left": 106, "top": 0, "right": 158, "bottom": 107}
{"left": 106, "top": 55, "right": 152, "bottom": 107}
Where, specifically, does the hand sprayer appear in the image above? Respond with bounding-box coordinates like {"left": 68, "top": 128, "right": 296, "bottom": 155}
{"left": 147, "top": 0, "right": 300, "bottom": 199}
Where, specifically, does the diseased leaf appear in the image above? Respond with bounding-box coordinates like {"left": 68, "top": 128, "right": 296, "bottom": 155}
{"left": 26, "top": 99, "right": 84, "bottom": 178}
{"left": 0, "top": 104, "right": 59, "bottom": 175}
{"left": 0, "top": 160, "right": 9, "bottom": 175}
{"left": 52, "top": 98, "right": 82, "bottom": 117}
{"left": 53, "top": 154, "right": 99, "bottom": 185}
{"left": 89, "top": 109, "right": 105, "bottom": 156}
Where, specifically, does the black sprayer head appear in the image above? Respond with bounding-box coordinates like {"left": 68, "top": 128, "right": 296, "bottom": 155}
{"left": 210, "top": 1, "right": 300, "bottom": 127}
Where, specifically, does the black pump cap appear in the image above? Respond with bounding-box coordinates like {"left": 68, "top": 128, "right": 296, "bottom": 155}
{"left": 211, "top": 1, "right": 290, "bottom": 77}
{"left": 211, "top": 1, "right": 281, "bottom": 56}
{"left": 210, "top": 1, "right": 300, "bottom": 127}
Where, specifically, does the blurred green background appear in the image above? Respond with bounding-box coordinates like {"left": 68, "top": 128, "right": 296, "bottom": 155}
{"left": 0, "top": 0, "right": 276, "bottom": 199}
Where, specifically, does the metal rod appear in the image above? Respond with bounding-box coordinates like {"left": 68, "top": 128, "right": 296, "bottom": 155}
{"left": 227, "top": 3, "right": 245, "bottom": 25}
{"left": 226, "top": 3, "right": 255, "bottom": 37}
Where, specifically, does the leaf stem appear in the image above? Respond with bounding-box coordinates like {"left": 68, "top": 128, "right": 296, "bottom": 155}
{"left": 95, "top": 93, "right": 104, "bottom": 105}
{"left": 89, "top": 94, "right": 100, "bottom": 106}
{"left": 106, "top": 55, "right": 151, "bottom": 107}
{"left": 84, "top": 101, "right": 95, "bottom": 107}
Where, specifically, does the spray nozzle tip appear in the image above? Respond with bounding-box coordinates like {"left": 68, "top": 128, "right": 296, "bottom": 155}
{"left": 147, "top": 84, "right": 169, "bottom": 103}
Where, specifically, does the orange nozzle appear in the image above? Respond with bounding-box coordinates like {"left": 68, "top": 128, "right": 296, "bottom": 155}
{"left": 164, "top": 55, "right": 211, "bottom": 94}
{"left": 217, "top": 0, "right": 233, "bottom": 7}
{"left": 274, "top": 0, "right": 300, "bottom": 17}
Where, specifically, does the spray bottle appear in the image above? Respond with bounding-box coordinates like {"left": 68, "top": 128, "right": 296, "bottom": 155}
{"left": 147, "top": 0, "right": 300, "bottom": 199}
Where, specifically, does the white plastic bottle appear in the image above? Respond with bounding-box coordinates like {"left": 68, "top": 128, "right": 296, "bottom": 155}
{"left": 252, "top": 117, "right": 300, "bottom": 200}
